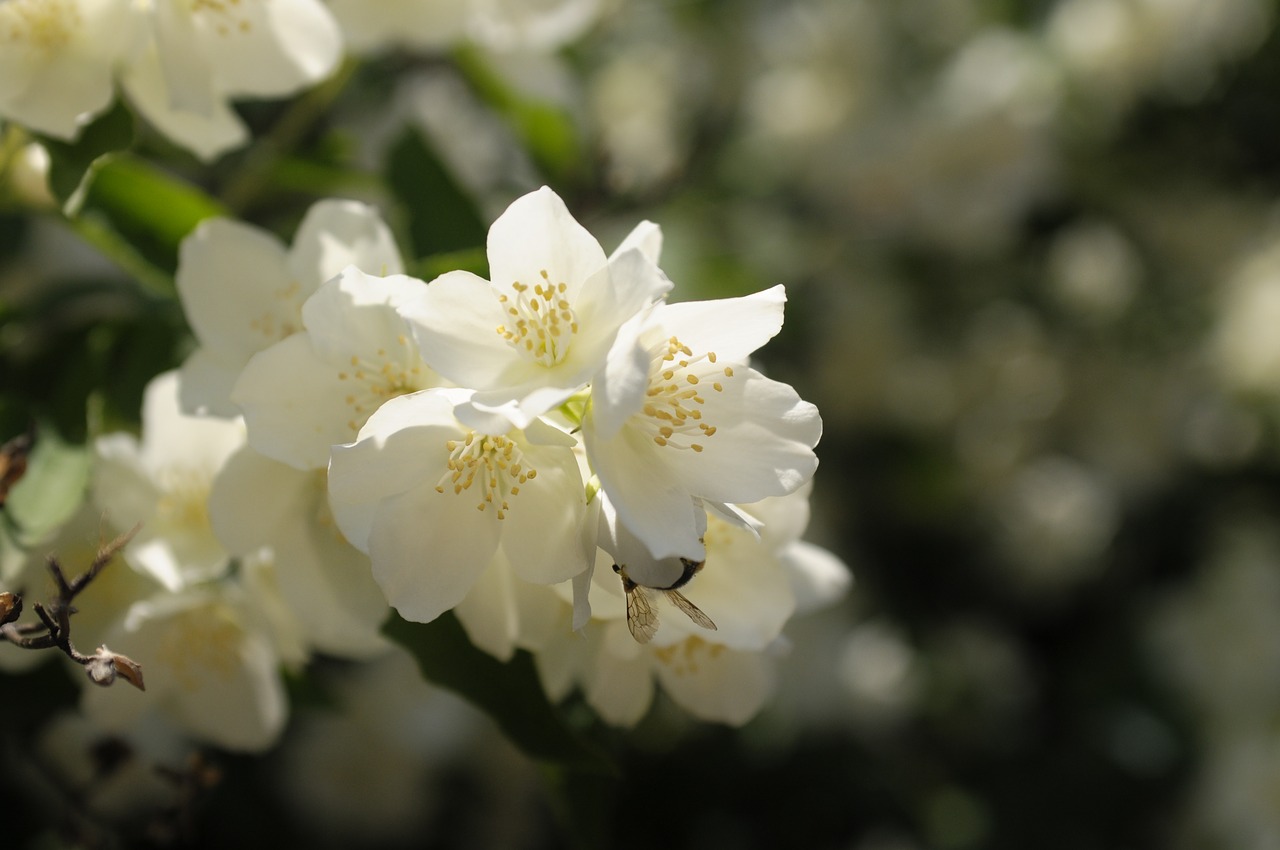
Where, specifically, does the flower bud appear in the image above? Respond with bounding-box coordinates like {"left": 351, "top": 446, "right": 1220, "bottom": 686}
{"left": 84, "top": 645, "right": 146, "bottom": 691}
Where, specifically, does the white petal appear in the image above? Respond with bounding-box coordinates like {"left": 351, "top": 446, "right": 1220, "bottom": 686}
{"left": 497, "top": 441, "right": 587, "bottom": 585}
{"left": 486, "top": 186, "right": 607, "bottom": 301}
{"left": 585, "top": 415, "right": 704, "bottom": 560}
{"left": 783, "top": 540, "right": 852, "bottom": 614}
{"left": 177, "top": 216, "right": 294, "bottom": 367}
{"left": 368, "top": 482, "right": 501, "bottom": 623}
{"left": 609, "top": 221, "right": 663, "bottom": 265}
{"left": 232, "top": 334, "right": 364, "bottom": 470}
{"left": 208, "top": 445, "right": 310, "bottom": 556}
{"left": 120, "top": 46, "right": 247, "bottom": 161}
{"left": 588, "top": 309, "right": 654, "bottom": 440}
{"left": 328, "top": 0, "right": 466, "bottom": 53}
{"left": 300, "top": 268, "right": 427, "bottom": 364}
{"left": 455, "top": 554, "right": 520, "bottom": 662}
{"left": 403, "top": 270, "right": 531, "bottom": 390}
{"left": 569, "top": 248, "right": 671, "bottom": 374}
{"left": 177, "top": 347, "right": 241, "bottom": 418}
{"left": 287, "top": 201, "right": 404, "bottom": 288}
{"left": 585, "top": 623, "right": 654, "bottom": 727}
{"left": 657, "top": 285, "right": 788, "bottom": 364}
{"left": 194, "top": 0, "right": 341, "bottom": 97}
{"left": 671, "top": 368, "right": 821, "bottom": 504}
{"left": 653, "top": 640, "right": 775, "bottom": 726}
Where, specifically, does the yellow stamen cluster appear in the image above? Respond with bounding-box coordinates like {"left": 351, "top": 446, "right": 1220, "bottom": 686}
{"left": 653, "top": 636, "right": 726, "bottom": 676}
{"left": 495, "top": 270, "right": 578, "bottom": 367}
{"left": 155, "top": 603, "right": 243, "bottom": 691}
{"left": 435, "top": 432, "right": 537, "bottom": 521}
{"left": 336, "top": 334, "right": 428, "bottom": 434}
{"left": 1, "top": 0, "right": 79, "bottom": 51}
{"left": 193, "top": 0, "right": 252, "bottom": 37}
{"left": 641, "top": 336, "right": 730, "bottom": 453}
{"left": 246, "top": 280, "right": 303, "bottom": 341}
{"left": 155, "top": 468, "right": 213, "bottom": 533}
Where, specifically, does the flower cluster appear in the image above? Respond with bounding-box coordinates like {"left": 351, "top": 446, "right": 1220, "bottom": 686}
{"left": 93, "top": 185, "right": 843, "bottom": 733}
{"left": 0, "top": 0, "right": 603, "bottom": 161}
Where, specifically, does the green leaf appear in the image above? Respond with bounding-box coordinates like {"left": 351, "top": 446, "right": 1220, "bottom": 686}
{"left": 4, "top": 427, "right": 90, "bottom": 547}
{"left": 384, "top": 611, "right": 614, "bottom": 774}
{"left": 384, "top": 128, "right": 488, "bottom": 259}
{"left": 39, "top": 100, "right": 136, "bottom": 215}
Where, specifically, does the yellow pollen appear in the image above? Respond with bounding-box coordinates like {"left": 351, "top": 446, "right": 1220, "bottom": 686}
{"left": 494, "top": 275, "right": 579, "bottom": 367}
{"left": 435, "top": 431, "right": 536, "bottom": 518}
{"left": 1, "top": 0, "right": 79, "bottom": 50}
{"left": 639, "top": 336, "right": 731, "bottom": 453}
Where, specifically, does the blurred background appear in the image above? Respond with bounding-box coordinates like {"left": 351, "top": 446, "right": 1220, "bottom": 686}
{"left": 7, "top": 0, "right": 1280, "bottom": 847}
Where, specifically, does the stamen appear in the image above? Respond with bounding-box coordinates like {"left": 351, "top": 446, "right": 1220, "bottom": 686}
{"left": 495, "top": 273, "right": 578, "bottom": 367}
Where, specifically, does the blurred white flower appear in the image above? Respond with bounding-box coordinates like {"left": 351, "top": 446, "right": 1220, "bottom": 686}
{"left": 177, "top": 200, "right": 405, "bottom": 417}
{"left": 93, "top": 371, "right": 244, "bottom": 592}
{"left": 328, "top": 0, "right": 602, "bottom": 55}
{"left": 402, "top": 185, "right": 670, "bottom": 431}
{"left": 209, "top": 444, "right": 390, "bottom": 659}
{"left": 119, "top": 0, "right": 342, "bottom": 160}
{"left": 232, "top": 266, "right": 440, "bottom": 470}
{"left": 0, "top": 0, "right": 341, "bottom": 159}
{"left": 0, "top": 0, "right": 139, "bottom": 139}
{"left": 584, "top": 285, "right": 822, "bottom": 561}
{"left": 327, "top": 386, "right": 590, "bottom": 624}
{"left": 1213, "top": 232, "right": 1280, "bottom": 396}
{"left": 81, "top": 581, "right": 289, "bottom": 752}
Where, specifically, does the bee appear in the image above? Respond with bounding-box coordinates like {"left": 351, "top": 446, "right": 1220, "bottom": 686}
{"left": 613, "top": 558, "right": 717, "bottom": 644}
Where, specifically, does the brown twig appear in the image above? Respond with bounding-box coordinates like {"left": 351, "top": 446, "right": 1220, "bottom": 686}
{"left": 1, "top": 523, "right": 146, "bottom": 690}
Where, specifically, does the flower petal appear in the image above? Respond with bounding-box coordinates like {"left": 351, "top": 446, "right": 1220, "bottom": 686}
{"left": 658, "top": 284, "right": 787, "bottom": 364}
{"left": 671, "top": 367, "right": 821, "bottom": 504}
{"left": 497, "top": 441, "right": 588, "bottom": 585}
{"left": 367, "top": 481, "right": 501, "bottom": 623}
{"left": 486, "top": 186, "right": 607, "bottom": 302}
{"left": 585, "top": 414, "right": 704, "bottom": 559}
{"left": 653, "top": 639, "right": 775, "bottom": 726}
{"left": 176, "top": 216, "right": 294, "bottom": 366}
{"left": 287, "top": 201, "right": 404, "bottom": 289}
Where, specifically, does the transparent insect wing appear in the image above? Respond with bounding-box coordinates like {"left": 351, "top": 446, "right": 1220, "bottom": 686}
{"left": 625, "top": 583, "right": 659, "bottom": 643}
{"left": 665, "top": 589, "right": 717, "bottom": 632}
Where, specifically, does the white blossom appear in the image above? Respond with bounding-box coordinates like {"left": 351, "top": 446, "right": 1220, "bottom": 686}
{"left": 177, "top": 200, "right": 405, "bottom": 417}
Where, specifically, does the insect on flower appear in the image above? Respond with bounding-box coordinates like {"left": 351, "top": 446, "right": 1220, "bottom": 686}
{"left": 613, "top": 558, "right": 717, "bottom": 644}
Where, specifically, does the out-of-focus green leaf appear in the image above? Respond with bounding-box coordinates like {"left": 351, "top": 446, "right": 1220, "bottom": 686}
{"left": 384, "top": 611, "right": 614, "bottom": 774}
{"left": 453, "top": 47, "right": 583, "bottom": 181}
{"left": 3, "top": 427, "right": 90, "bottom": 546}
{"left": 385, "top": 128, "right": 488, "bottom": 259}
{"left": 39, "top": 101, "right": 136, "bottom": 215}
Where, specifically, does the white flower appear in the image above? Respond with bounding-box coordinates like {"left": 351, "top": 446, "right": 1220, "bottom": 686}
{"left": 208, "top": 444, "right": 390, "bottom": 659}
{"left": 177, "top": 200, "right": 405, "bottom": 417}
{"left": 119, "top": 0, "right": 342, "bottom": 161}
{"left": 327, "top": 387, "right": 591, "bottom": 624}
{"left": 93, "top": 371, "right": 244, "bottom": 591}
{"left": 0, "top": 0, "right": 139, "bottom": 139}
{"left": 401, "top": 185, "right": 671, "bottom": 431}
{"left": 537, "top": 488, "right": 850, "bottom": 725}
{"left": 0, "top": 0, "right": 342, "bottom": 159}
{"left": 80, "top": 582, "right": 289, "bottom": 752}
{"left": 328, "top": 0, "right": 601, "bottom": 55}
{"left": 583, "top": 285, "right": 822, "bottom": 560}
{"left": 231, "top": 266, "right": 440, "bottom": 470}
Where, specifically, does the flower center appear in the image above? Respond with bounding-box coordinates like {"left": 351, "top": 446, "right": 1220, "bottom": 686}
{"left": 192, "top": 0, "right": 253, "bottom": 38}
{"left": 155, "top": 468, "right": 213, "bottom": 533}
{"left": 639, "top": 336, "right": 731, "bottom": 453}
{"left": 653, "top": 635, "right": 726, "bottom": 675}
{"left": 155, "top": 603, "right": 243, "bottom": 691}
{"left": 246, "top": 280, "right": 304, "bottom": 342}
{"left": 336, "top": 334, "right": 432, "bottom": 435}
{"left": 495, "top": 270, "right": 579, "bottom": 368}
{"left": 0, "top": 0, "right": 79, "bottom": 51}
{"left": 435, "top": 432, "right": 537, "bottom": 520}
